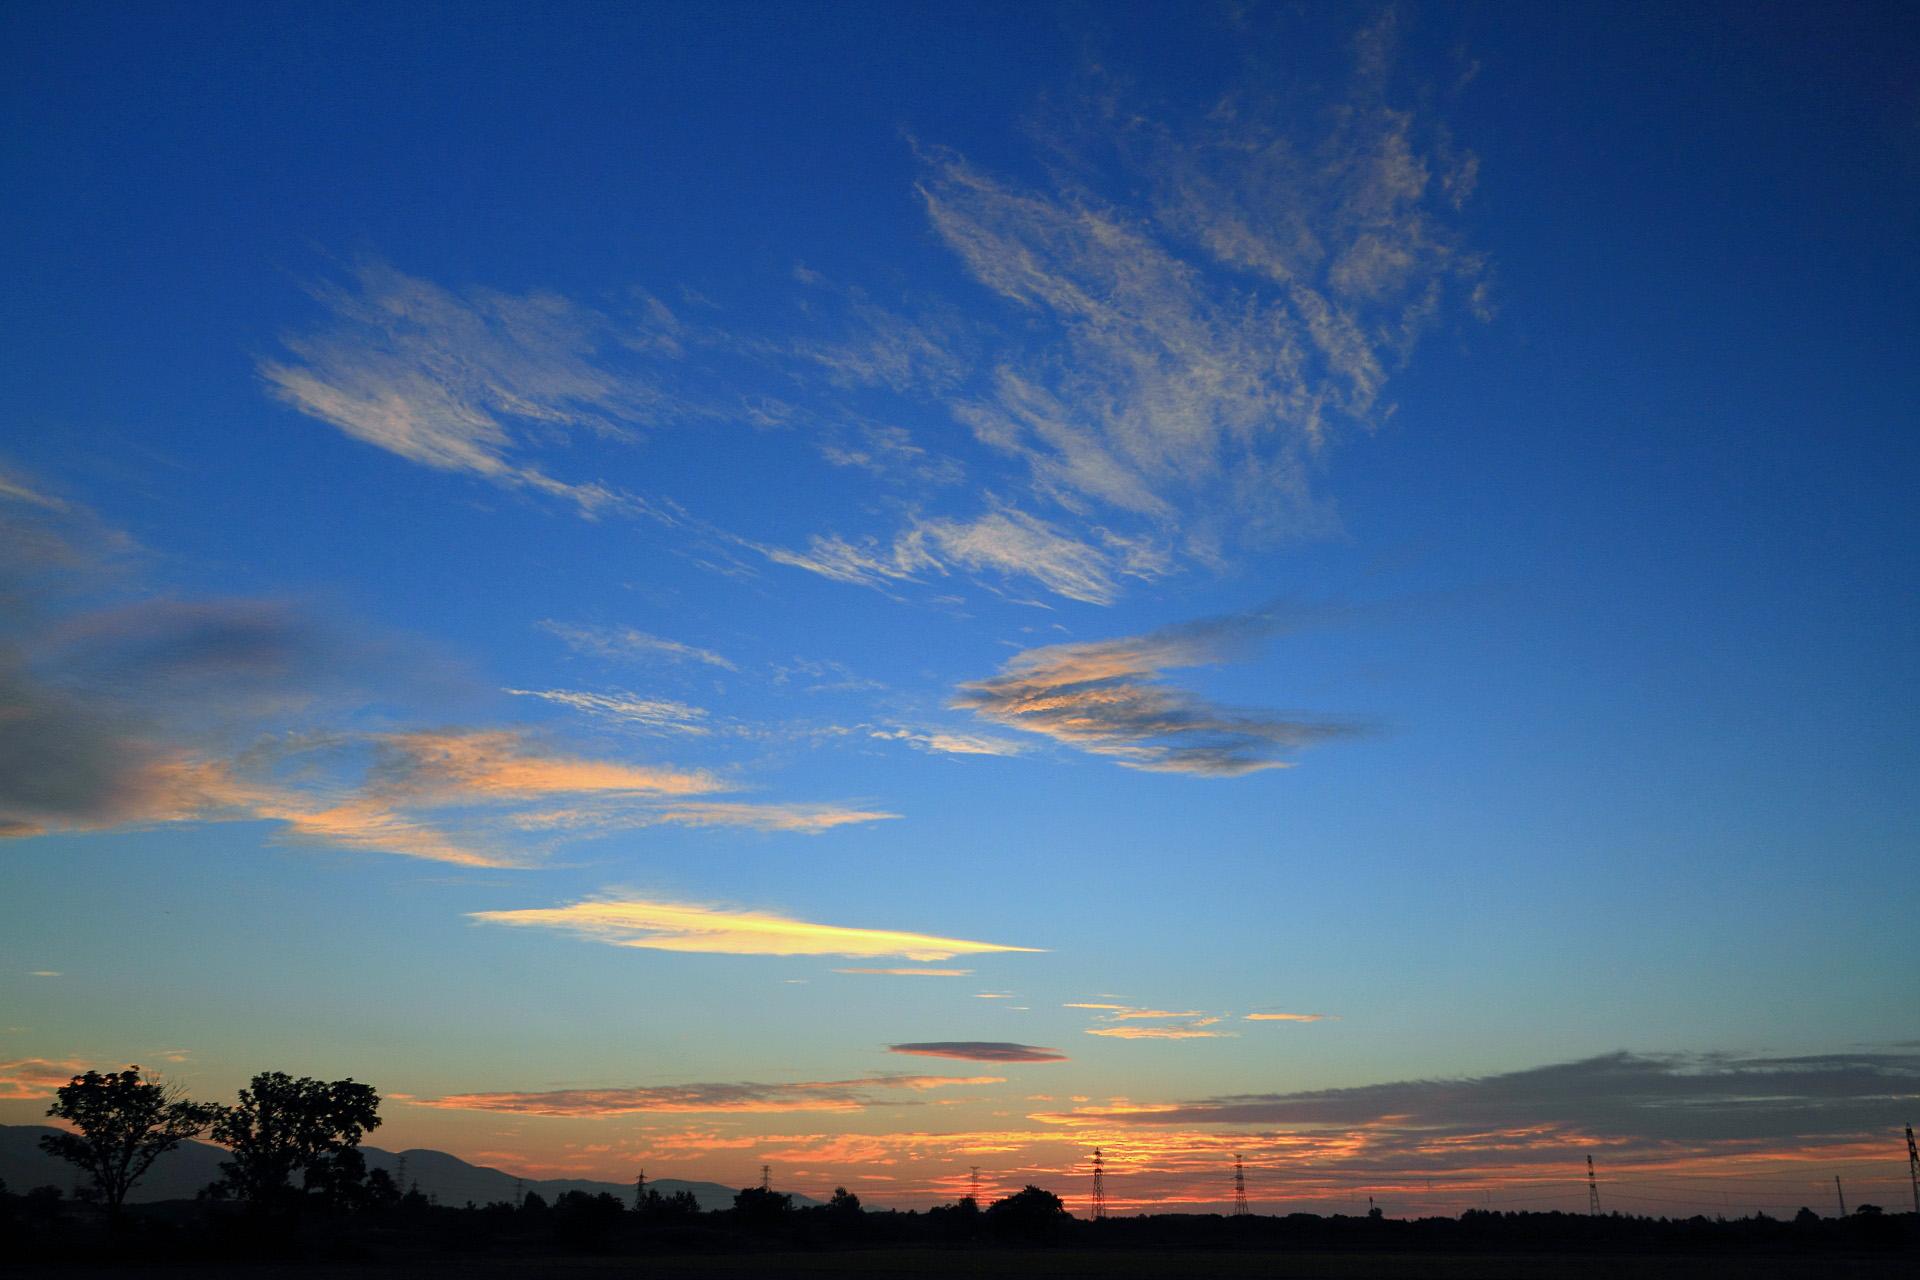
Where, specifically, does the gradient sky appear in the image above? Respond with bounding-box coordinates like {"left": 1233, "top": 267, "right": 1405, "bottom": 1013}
{"left": 3, "top": 1, "right": 1917, "bottom": 1218}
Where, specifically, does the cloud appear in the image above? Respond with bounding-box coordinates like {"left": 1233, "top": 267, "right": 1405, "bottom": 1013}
{"left": 537, "top": 621, "right": 737, "bottom": 671}
{"left": 471, "top": 895, "right": 1042, "bottom": 960}
{"left": 1084, "top": 1022, "right": 1231, "bottom": 1040}
{"left": 624, "top": 801, "right": 899, "bottom": 833}
{"left": 505, "top": 687, "right": 710, "bottom": 735}
{"left": 0, "top": 470, "right": 69, "bottom": 512}
{"left": 259, "top": 260, "right": 674, "bottom": 518}
{"left": 837, "top": 968, "right": 973, "bottom": 977}
{"left": 761, "top": 507, "right": 1127, "bottom": 606}
{"left": 0, "top": 528, "right": 889, "bottom": 860}
{"left": 0, "top": 1058, "right": 89, "bottom": 1100}
{"left": 1244, "top": 1013, "right": 1324, "bottom": 1022}
{"left": 913, "top": 30, "right": 1482, "bottom": 557}
{"left": 1070, "top": 1002, "right": 1234, "bottom": 1040}
{"left": 0, "top": 593, "right": 363, "bottom": 839}
{"left": 1036, "top": 1050, "right": 1920, "bottom": 1143}
{"left": 870, "top": 728, "right": 1026, "bottom": 757}
{"left": 1066, "top": 1003, "right": 1203, "bottom": 1020}
{"left": 365, "top": 729, "right": 721, "bottom": 802}
{"left": 888, "top": 1042, "right": 1070, "bottom": 1063}
{"left": 954, "top": 605, "right": 1362, "bottom": 775}
{"left": 914, "top": 509, "right": 1122, "bottom": 605}
{"left": 420, "top": 1073, "right": 1002, "bottom": 1116}
{"left": 759, "top": 529, "right": 938, "bottom": 593}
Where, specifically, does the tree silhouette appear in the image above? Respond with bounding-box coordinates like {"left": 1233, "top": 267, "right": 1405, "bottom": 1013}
{"left": 38, "top": 1067, "right": 219, "bottom": 1218}
{"left": 986, "top": 1184, "right": 1069, "bottom": 1241}
{"left": 206, "top": 1071, "right": 381, "bottom": 1213}
{"left": 732, "top": 1183, "right": 792, "bottom": 1229}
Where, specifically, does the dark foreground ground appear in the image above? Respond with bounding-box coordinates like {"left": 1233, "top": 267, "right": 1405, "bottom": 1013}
{"left": 10, "top": 1253, "right": 1920, "bottom": 1280}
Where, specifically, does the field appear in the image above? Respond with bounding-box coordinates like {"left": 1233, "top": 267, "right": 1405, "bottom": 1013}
{"left": 13, "top": 1252, "right": 1919, "bottom": 1280}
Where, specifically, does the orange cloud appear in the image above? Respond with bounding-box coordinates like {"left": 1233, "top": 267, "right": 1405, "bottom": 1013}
{"left": 471, "top": 895, "right": 1042, "bottom": 960}
{"left": 368, "top": 729, "right": 722, "bottom": 801}
{"left": 953, "top": 609, "right": 1363, "bottom": 775}
{"left": 1085, "top": 1022, "right": 1231, "bottom": 1040}
{"left": 836, "top": 968, "right": 973, "bottom": 976}
{"left": 0, "top": 1058, "right": 91, "bottom": 1100}
{"left": 1067, "top": 1003, "right": 1203, "bottom": 1020}
{"left": 1244, "top": 1013, "right": 1324, "bottom": 1022}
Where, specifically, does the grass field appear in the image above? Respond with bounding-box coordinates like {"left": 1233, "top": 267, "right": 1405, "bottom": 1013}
{"left": 14, "top": 1252, "right": 1918, "bottom": 1280}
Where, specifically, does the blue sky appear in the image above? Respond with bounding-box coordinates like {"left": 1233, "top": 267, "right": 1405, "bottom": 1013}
{"left": 3, "top": 1, "right": 1917, "bottom": 1214}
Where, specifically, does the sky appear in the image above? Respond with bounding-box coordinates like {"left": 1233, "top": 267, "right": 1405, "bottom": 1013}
{"left": 2, "top": 0, "right": 1917, "bottom": 1218}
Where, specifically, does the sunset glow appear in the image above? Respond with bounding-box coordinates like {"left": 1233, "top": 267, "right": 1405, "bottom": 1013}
{"left": 2, "top": 0, "right": 1914, "bottom": 1222}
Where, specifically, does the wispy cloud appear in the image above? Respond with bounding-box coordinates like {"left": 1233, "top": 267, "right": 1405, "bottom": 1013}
{"left": 760, "top": 507, "right": 1128, "bottom": 606}
{"left": 1085, "top": 1022, "right": 1229, "bottom": 1041}
{"left": 1066, "top": 1003, "right": 1203, "bottom": 1020}
{"left": 915, "top": 22, "right": 1482, "bottom": 558}
{"left": 0, "top": 469, "right": 70, "bottom": 513}
{"left": 0, "top": 1058, "right": 89, "bottom": 1100}
{"left": 259, "top": 260, "right": 677, "bottom": 517}
{"left": 420, "top": 1074, "right": 1000, "bottom": 1116}
{"left": 870, "top": 727, "right": 1026, "bottom": 757}
{"left": 1070, "top": 1002, "right": 1234, "bottom": 1040}
{"left": 1244, "top": 1012, "right": 1324, "bottom": 1022}
{"left": 888, "top": 1042, "right": 1070, "bottom": 1063}
{"left": 538, "top": 621, "right": 737, "bottom": 671}
{"left": 837, "top": 968, "right": 973, "bottom": 977}
{"left": 0, "top": 512, "right": 892, "bottom": 860}
{"left": 505, "top": 687, "right": 710, "bottom": 735}
{"left": 471, "top": 895, "right": 1042, "bottom": 960}
{"left": 955, "top": 605, "right": 1362, "bottom": 775}
{"left": 622, "top": 801, "right": 899, "bottom": 833}
{"left": 1035, "top": 1050, "right": 1920, "bottom": 1143}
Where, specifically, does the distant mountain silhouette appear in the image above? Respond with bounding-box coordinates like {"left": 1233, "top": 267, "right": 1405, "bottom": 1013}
{"left": 0, "top": 1124, "right": 815, "bottom": 1210}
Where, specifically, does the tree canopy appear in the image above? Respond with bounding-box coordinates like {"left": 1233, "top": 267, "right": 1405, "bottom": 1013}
{"left": 38, "top": 1067, "right": 220, "bottom": 1216}
{"left": 206, "top": 1071, "right": 381, "bottom": 1212}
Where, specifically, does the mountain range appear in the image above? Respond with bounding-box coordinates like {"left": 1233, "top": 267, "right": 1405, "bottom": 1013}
{"left": 0, "top": 1125, "right": 816, "bottom": 1210}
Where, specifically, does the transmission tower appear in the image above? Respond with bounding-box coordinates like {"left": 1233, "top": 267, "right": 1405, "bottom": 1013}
{"left": 1906, "top": 1125, "right": 1918, "bottom": 1215}
{"left": 761, "top": 1164, "right": 772, "bottom": 1192}
{"left": 1834, "top": 1175, "right": 1846, "bottom": 1217}
{"left": 1587, "top": 1154, "right": 1601, "bottom": 1216}
{"left": 1091, "top": 1148, "right": 1107, "bottom": 1219}
{"left": 634, "top": 1169, "right": 645, "bottom": 1211}
{"left": 968, "top": 1166, "right": 981, "bottom": 1204}
{"left": 1233, "top": 1155, "right": 1249, "bottom": 1215}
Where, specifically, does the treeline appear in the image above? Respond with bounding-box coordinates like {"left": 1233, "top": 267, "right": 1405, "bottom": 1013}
{"left": 9, "top": 1176, "right": 1917, "bottom": 1265}
{"left": 7, "top": 1067, "right": 1916, "bottom": 1265}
